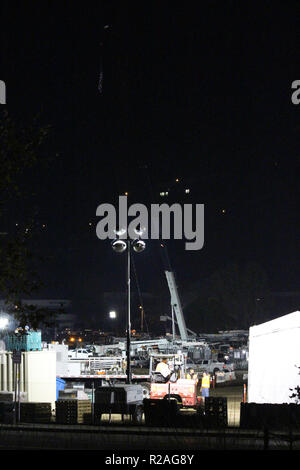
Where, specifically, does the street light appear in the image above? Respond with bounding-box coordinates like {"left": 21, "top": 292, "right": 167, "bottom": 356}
{"left": 112, "top": 230, "right": 146, "bottom": 384}
{"left": 139, "top": 305, "right": 144, "bottom": 332}
{"left": 109, "top": 310, "right": 117, "bottom": 319}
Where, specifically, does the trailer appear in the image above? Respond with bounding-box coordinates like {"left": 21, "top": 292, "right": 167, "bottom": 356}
{"left": 57, "top": 373, "right": 151, "bottom": 402}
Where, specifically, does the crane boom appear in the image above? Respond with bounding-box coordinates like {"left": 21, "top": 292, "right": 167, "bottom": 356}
{"left": 161, "top": 315, "right": 197, "bottom": 337}
{"left": 165, "top": 271, "right": 189, "bottom": 341}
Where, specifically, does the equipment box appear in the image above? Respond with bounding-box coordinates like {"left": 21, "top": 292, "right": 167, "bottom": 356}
{"left": 94, "top": 385, "right": 144, "bottom": 424}
{"left": 5, "top": 331, "right": 42, "bottom": 352}
{"left": 95, "top": 384, "right": 143, "bottom": 405}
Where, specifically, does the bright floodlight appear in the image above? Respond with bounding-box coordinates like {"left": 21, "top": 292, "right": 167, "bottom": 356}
{"left": 132, "top": 239, "right": 146, "bottom": 253}
{"left": 112, "top": 239, "right": 127, "bottom": 253}
{"left": 0, "top": 317, "right": 9, "bottom": 330}
{"left": 109, "top": 311, "right": 117, "bottom": 319}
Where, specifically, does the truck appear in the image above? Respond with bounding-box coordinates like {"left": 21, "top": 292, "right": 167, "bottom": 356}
{"left": 68, "top": 348, "right": 93, "bottom": 360}
{"left": 194, "top": 359, "right": 234, "bottom": 375}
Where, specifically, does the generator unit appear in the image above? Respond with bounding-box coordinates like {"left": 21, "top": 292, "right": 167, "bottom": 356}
{"left": 94, "top": 384, "right": 144, "bottom": 424}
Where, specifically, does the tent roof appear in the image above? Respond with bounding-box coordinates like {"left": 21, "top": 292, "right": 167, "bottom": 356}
{"left": 249, "top": 311, "right": 300, "bottom": 337}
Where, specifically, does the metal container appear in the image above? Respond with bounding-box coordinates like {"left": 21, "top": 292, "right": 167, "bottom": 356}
{"left": 5, "top": 331, "right": 42, "bottom": 352}
{"left": 95, "top": 384, "right": 143, "bottom": 405}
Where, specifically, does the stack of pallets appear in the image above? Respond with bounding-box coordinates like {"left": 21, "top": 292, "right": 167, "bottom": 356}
{"left": 143, "top": 398, "right": 178, "bottom": 426}
{"left": 0, "top": 402, "right": 15, "bottom": 423}
{"left": 20, "top": 403, "right": 52, "bottom": 424}
{"left": 55, "top": 399, "right": 92, "bottom": 424}
{"left": 204, "top": 397, "right": 227, "bottom": 427}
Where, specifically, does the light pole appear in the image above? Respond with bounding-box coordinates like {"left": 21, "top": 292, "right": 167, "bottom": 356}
{"left": 112, "top": 236, "right": 146, "bottom": 384}
{"left": 139, "top": 305, "right": 143, "bottom": 332}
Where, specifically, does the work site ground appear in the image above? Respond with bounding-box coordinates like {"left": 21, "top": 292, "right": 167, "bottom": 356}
{"left": 3, "top": 372, "right": 300, "bottom": 450}
{"left": 95, "top": 369, "right": 247, "bottom": 427}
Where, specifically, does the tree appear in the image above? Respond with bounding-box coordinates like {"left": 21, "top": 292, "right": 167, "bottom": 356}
{"left": 289, "top": 367, "right": 300, "bottom": 404}
{"left": 0, "top": 110, "right": 50, "bottom": 205}
{"left": 0, "top": 110, "right": 59, "bottom": 329}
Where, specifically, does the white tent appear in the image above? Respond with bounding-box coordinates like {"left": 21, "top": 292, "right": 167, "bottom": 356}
{"left": 248, "top": 311, "right": 300, "bottom": 404}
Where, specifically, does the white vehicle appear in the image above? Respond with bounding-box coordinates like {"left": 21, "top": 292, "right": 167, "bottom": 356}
{"left": 195, "top": 359, "right": 234, "bottom": 375}
{"left": 68, "top": 348, "right": 93, "bottom": 360}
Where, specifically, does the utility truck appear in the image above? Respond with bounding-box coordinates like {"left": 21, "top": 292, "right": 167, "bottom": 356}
{"left": 195, "top": 359, "right": 235, "bottom": 375}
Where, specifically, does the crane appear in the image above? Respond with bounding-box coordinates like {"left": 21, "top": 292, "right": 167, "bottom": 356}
{"left": 160, "top": 315, "right": 197, "bottom": 339}
{"left": 165, "top": 271, "right": 191, "bottom": 342}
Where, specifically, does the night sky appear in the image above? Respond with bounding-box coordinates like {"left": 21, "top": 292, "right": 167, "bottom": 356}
{"left": 0, "top": 2, "right": 299, "bottom": 331}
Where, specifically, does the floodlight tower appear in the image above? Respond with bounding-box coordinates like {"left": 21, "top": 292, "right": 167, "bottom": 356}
{"left": 112, "top": 231, "right": 146, "bottom": 383}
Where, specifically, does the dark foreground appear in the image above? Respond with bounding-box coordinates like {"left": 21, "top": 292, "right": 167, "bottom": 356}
{"left": 0, "top": 422, "right": 299, "bottom": 450}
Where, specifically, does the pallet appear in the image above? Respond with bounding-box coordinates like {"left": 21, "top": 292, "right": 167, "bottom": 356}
{"left": 204, "top": 397, "right": 228, "bottom": 427}
{"left": 20, "top": 402, "right": 52, "bottom": 424}
{"left": 55, "top": 399, "right": 92, "bottom": 424}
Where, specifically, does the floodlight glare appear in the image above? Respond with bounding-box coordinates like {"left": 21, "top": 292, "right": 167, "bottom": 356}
{"left": 0, "top": 317, "right": 9, "bottom": 330}
{"left": 111, "top": 239, "right": 127, "bottom": 253}
{"left": 132, "top": 239, "right": 146, "bottom": 253}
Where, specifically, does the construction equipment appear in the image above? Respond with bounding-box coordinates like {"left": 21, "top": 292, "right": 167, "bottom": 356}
{"left": 85, "top": 356, "right": 125, "bottom": 374}
{"left": 165, "top": 271, "right": 189, "bottom": 341}
{"left": 160, "top": 315, "right": 197, "bottom": 339}
{"left": 149, "top": 352, "right": 200, "bottom": 409}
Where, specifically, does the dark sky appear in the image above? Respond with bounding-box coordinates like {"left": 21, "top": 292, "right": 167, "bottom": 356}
{"left": 0, "top": 1, "right": 299, "bottom": 328}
